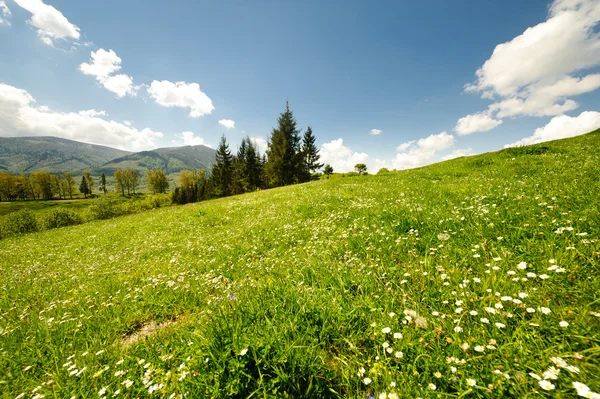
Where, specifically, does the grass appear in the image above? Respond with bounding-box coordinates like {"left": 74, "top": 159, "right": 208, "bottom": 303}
{"left": 1, "top": 131, "right": 600, "bottom": 398}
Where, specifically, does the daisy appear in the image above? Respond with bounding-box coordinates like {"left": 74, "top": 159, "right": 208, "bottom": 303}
{"left": 538, "top": 380, "right": 555, "bottom": 391}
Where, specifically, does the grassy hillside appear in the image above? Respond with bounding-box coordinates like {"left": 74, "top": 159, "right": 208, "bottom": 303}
{"left": 97, "top": 144, "right": 216, "bottom": 175}
{"left": 0, "top": 137, "right": 216, "bottom": 176}
{"left": 0, "top": 136, "right": 130, "bottom": 174}
{"left": 1, "top": 131, "right": 599, "bottom": 398}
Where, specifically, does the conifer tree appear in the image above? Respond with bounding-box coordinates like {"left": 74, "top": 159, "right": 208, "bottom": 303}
{"left": 211, "top": 135, "right": 233, "bottom": 197}
{"left": 244, "top": 137, "right": 261, "bottom": 191}
{"left": 266, "top": 102, "right": 302, "bottom": 186}
{"left": 232, "top": 139, "right": 248, "bottom": 194}
{"left": 300, "top": 126, "right": 322, "bottom": 182}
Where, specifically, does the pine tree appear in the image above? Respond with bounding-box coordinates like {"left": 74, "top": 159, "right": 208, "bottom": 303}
{"left": 266, "top": 101, "right": 302, "bottom": 186}
{"left": 232, "top": 139, "right": 248, "bottom": 194}
{"left": 300, "top": 126, "right": 323, "bottom": 182}
{"left": 211, "top": 135, "right": 233, "bottom": 197}
{"left": 244, "top": 137, "right": 261, "bottom": 191}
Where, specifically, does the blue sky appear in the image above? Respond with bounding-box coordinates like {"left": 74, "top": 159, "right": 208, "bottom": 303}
{"left": 1, "top": 0, "right": 600, "bottom": 171}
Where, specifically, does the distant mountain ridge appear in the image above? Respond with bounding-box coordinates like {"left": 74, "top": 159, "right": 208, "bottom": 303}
{"left": 0, "top": 136, "right": 216, "bottom": 175}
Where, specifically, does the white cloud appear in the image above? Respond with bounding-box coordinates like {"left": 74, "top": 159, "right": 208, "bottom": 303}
{"left": 396, "top": 140, "right": 415, "bottom": 152}
{"left": 147, "top": 80, "right": 214, "bottom": 117}
{"left": 14, "top": 0, "right": 80, "bottom": 45}
{"left": 218, "top": 119, "right": 235, "bottom": 129}
{"left": 380, "top": 131, "right": 454, "bottom": 170}
{"left": 250, "top": 137, "right": 268, "bottom": 154}
{"left": 441, "top": 148, "right": 475, "bottom": 161}
{"left": 460, "top": 0, "right": 600, "bottom": 132}
{"left": 100, "top": 74, "right": 137, "bottom": 98}
{"left": 506, "top": 110, "right": 600, "bottom": 147}
{"left": 455, "top": 112, "right": 503, "bottom": 135}
{"left": 78, "top": 109, "right": 106, "bottom": 118}
{"left": 180, "top": 131, "right": 210, "bottom": 147}
{"left": 79, "top": 49, "right": 137, "bottom": 98}
{"left": 79, "top": 49, "right": 122, "bottom": 77}
{"left": 0, "top": 83, "right": 162, "bottom": 150}
{"left": 320, "top": 138, "right": 368, "bottom": 173}
{"left": 0, "top": 1, "right": 11, "bottom": 25}
{"left": 370, "top": 128, "right": 382, "bottom": 136}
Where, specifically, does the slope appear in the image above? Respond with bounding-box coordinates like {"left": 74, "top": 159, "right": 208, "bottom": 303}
{"left": 97, "top": 144, "right": 216, "bottom": 175}
{"left": 1, "top": 131, "right": 599, "bottom": 398}
{"left": 0, "top": 136, "right": 131, "bottom": 174}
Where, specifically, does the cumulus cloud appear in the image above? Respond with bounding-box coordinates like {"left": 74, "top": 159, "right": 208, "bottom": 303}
{"left": 100, "top": 74, "right": 137, "bottom": 98}
{"left": 370, "top": 129, "right": 382, "bottom": 136}
{"left": 396, "top": 140, "right": 415, "bottom": 152}
{"left": 218, "top": 119, "right": 235, "bottom": 129}
{"left": 78, "top": 109, "right": 106, "bottom": 118}
{"left": 79, "top": 49, "right": 137, "bottom": 98}
{"left": 459, "top": 0, "right": 600, "bottom": 133}
{"left": 378, "top": 132, "right": 455, "bottom": 170}
{"left": 0, "top": 83, "right": 162, "bottom": 150}
{"left": 14, "top": 0, "right": 80, "bottom": 45}
{"left": 441, "top": 148, "right": 475, "bottom": 161}
{"left": 506, "top": 111, "right": 600, "bottom": 147}
{"left": 320, "top": 138, "right": 369, "bottom": 173}
{"left": 147, "top": 80, "right": 214, "bottom": 117}
{"left": 455, "top": 112, "right": 503, "bottom": 135}
{"left": 180, "top": 131, "right": 210, "bottom": 147}
{"left": 0, "top": 1, "right": 11, "bottom": 25}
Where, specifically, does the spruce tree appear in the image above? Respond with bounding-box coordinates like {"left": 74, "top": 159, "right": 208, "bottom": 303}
{"left": 232, "top": 139, "right": 248, "bottom": 194}
{"left": 300, "top": 126, "right": 322, "bottom": 182}
{"left": 266, "top": 101, "right": 302, "bottom": 186}
{"left": 244, "top": 137, "right": 261, "bottom": 191}
{"left": 211, "top": 135, "right": 233, "bottom": 197}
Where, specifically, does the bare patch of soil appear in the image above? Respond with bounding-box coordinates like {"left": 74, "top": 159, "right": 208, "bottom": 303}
{"left": 121, "top": 318, "right": 178, "bottom": 347}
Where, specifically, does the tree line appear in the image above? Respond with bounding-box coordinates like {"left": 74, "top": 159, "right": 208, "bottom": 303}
{"left": 0, "top": 171, "right": 79, "bottom": 201}
{"left": 0, "top": 102, "right": 326, "bottom": 203}
{"left": 172, "top": 102, "right": 323, "bottom": 204}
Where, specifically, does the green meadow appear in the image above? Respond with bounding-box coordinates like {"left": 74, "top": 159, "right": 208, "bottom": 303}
{"left": 1, "top": 131, "right": 599, "bottom": 398}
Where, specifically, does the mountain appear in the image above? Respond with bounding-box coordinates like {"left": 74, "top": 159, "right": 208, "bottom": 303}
{"left": 97, "top": 144, "right": 216, "bottom": 175}
{"left": 0, "top": 136, "right": 217, "bottom": 175}
{"left": 0, "top": 136, "right": 131, "bottom": 174}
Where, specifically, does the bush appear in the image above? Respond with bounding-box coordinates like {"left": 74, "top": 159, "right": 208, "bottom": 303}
{"left": 88, "top": 198, "right": 122, "bottom": 220}
{"left": 0, "top": 209, "right": 39, "bottom": 238}
{"left": 44, "top": 209, "right": 83, "bottom": 229}
{"left": 121, "top": 194, "right": 172, "bottom": 214}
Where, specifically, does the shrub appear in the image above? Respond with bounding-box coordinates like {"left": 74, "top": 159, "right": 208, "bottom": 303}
{"left": 121, "top": 194, "right": 172, "bottom": 214}
{"left": 0, "top": 209, "right": 39, "bottom": 238}
{"left": 44, "top": 209, "right": 83, "bottom": 229}
{"left": 88, "top": 198, "right": 122, "bottom": 220}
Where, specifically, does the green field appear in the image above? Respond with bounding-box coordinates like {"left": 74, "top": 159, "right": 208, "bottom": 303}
{"left": 1, "top": 132, "right": 599, "bottom": 398}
